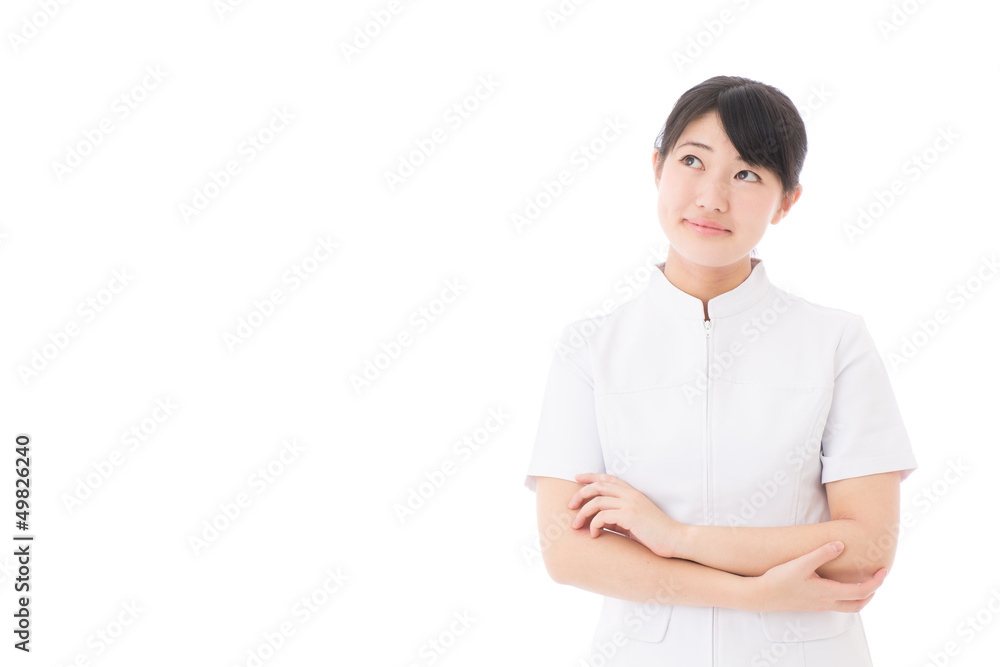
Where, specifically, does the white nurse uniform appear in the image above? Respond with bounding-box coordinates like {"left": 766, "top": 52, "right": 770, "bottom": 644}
{"left": 524, "top": 257, "right": 918, "bottom": 666}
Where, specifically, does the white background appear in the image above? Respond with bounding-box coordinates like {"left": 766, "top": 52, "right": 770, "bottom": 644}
{"left": 1, "top": 0, "right": 997, "bottom": 665}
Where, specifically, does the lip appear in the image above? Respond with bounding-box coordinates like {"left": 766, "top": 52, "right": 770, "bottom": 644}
{"left": 684, "top": 218, "right": 730, "bottom": 236}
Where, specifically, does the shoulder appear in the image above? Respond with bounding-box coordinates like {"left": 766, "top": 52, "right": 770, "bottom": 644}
{"left": 768, "top": 288, "right": 886, "bottom": 372}
{"left": 767, "top": 286, "right": 866, "bottom": 335}
{"left": 546, "top": 290, "right": 650, "bottom": 380}
{"left": 555, "top": 278, "right": 652, "bottom": 342}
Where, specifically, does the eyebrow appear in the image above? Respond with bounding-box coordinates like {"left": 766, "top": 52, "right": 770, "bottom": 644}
{"left": 675, "top": 140, "right": 746, "bottom": 164}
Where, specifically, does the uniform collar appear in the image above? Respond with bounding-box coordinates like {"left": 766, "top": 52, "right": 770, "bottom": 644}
{"left": 648, "top": 257, "right": 773, "bottom": 320}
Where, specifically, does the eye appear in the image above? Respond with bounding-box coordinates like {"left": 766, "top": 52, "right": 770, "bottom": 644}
{"left": 681, "top": 155, "right": 762, "bottom": 183}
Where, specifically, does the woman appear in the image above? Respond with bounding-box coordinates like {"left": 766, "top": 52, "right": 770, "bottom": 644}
{"left": 524, "top": 75, "right": 918, "bottom": 665}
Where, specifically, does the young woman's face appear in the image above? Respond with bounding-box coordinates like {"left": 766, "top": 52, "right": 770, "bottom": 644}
{"left": 653, "top": 110, "right": 798, "bottom": 269}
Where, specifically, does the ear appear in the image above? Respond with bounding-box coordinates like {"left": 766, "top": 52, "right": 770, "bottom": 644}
{"left": 771, "top": 184, "right": 803, "bottom": 225}
{"left": 652, "top": 150, "right": 662, "bottom": 188}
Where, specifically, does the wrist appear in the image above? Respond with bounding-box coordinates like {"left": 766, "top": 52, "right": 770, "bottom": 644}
{"left": 671, "top": 523, "right": 696, "bottom": 561}
{"left": 736, "top": 575, "right": 765, "bottom": 614}
{"left": 739, "top": 577, "right": 767, "bottom": 613}
{"left": 651, "top": 520, "right": 689, "bottom": 559}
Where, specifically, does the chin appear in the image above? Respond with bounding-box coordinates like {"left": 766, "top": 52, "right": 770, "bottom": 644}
{"left": 666, "top": 242, "right": 745, "bottom": 268}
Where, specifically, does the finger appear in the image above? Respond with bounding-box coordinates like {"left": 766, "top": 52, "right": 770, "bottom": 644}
{"left": 576, "top": 472, "right": 625, "bottom": 488}
{"left": 569, "top": 480, "right": 625, "bottom": 510}
{"left": 830, "top": 568, "right": 887, "bottom": 602}
{"left": 573, "top": 496, "right": 618, "bottom": 529}
{"left": 832, "top": 588, "right": 876, "bottom": 613}
{"left": 849, "top": 569, "right": 887, "bottom": 601}
{"left": 578, "top": 472, "right": 633, "bottom": 492}
{"left": 568, "top": 473, "right": 599, "bottom": 508}
{"left": 574, "top": 472, "right": 614, "bottom": 488}
{"left": 567, "top": 483, "right": 597, "bottom": 509}
{"left": 602, "top": 524, "right": 629, "bottom": 537}
{"left": 590, "top": 509, "right": 621, "bottom": 538}
{"left": 831, "top": 599, "right": 865, "bottom": 613}
{"left": 568, "top": 479, "right": 611, "bottom": 509}
{"left": 801, "top": 541, "right": 845, "bottom": 572}
{"left": 847, "top": 568, "right": 888, "bottom": 601}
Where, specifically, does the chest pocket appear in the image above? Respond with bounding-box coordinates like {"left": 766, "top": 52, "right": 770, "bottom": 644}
{"left": 593, "top": 596, "right": 673, "bottom": 643}
{"left": 759, "top": 610, "right": 857, "bottom": 642}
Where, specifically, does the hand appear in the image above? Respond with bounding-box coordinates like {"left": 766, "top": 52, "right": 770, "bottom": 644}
{"left": 748, "top": 541, "right": 888, "bottom": 613}
{"left": 568, "top": 472, "right": 684, "bottom": 558}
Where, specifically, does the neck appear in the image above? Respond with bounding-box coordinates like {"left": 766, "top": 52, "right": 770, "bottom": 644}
{"left": 662, "top": 249, "right": 754, "bottom": 320}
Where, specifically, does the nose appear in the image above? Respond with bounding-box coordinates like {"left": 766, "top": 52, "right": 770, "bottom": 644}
{"left": 696, "top": 176, "right": 729, "bottom": 212}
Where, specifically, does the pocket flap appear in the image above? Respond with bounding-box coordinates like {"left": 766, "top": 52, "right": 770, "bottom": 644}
{"left": 759, "top": 610, "right": 857, "bottom": 642}
{"left": 594, "top": 596, "right": 673, "bottom": 643}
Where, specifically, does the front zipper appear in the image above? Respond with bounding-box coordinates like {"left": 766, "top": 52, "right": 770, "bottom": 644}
{"left": 704, "top": 318, "right": 713, "bottom": 526}
{"left": 704, "top": 317, "right": 717, "bottom": 667}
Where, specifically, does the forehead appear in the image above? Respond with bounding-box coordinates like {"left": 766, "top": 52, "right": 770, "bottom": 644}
{"left": 675, "top": 113, "right": 734, "bottom": 152}
{"left": 673, "top": 112, "right": 756, "bottom": 164}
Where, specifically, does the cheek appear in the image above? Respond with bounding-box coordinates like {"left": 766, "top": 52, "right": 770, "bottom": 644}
{"left": 732, "top": 190, "right": 775, "bottom": 216}
{"left": 657, "top": 175, "right": 686, "bottom": 205}
{"left": 660, "top": 168, "right": 698, "bottom": 197}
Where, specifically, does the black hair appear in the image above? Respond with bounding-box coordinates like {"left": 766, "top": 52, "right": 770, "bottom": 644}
{"left": 653, "top": 75, "right": 807, "bottom": 201}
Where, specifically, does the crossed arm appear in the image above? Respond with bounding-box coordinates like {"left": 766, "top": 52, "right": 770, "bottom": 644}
{"left": 536, "top": 475, "right": 757, "bottom": 610}
{"left": 535, "top": 471, "right": 901, "bottom": 610}
{"left": 674, "top": 471, "right": 901, "bottom": 581}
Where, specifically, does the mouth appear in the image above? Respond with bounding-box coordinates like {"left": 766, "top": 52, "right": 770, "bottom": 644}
{"left": 683, "top": 218, "right": 730, "bottom": 235}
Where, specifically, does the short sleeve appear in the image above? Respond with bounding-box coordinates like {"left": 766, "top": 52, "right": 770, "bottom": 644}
{"left": 523, "top": 323, "right": 606, "bottom": 493}
{"left": 820, "top": 314, "right": 918, "bottom": 484}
